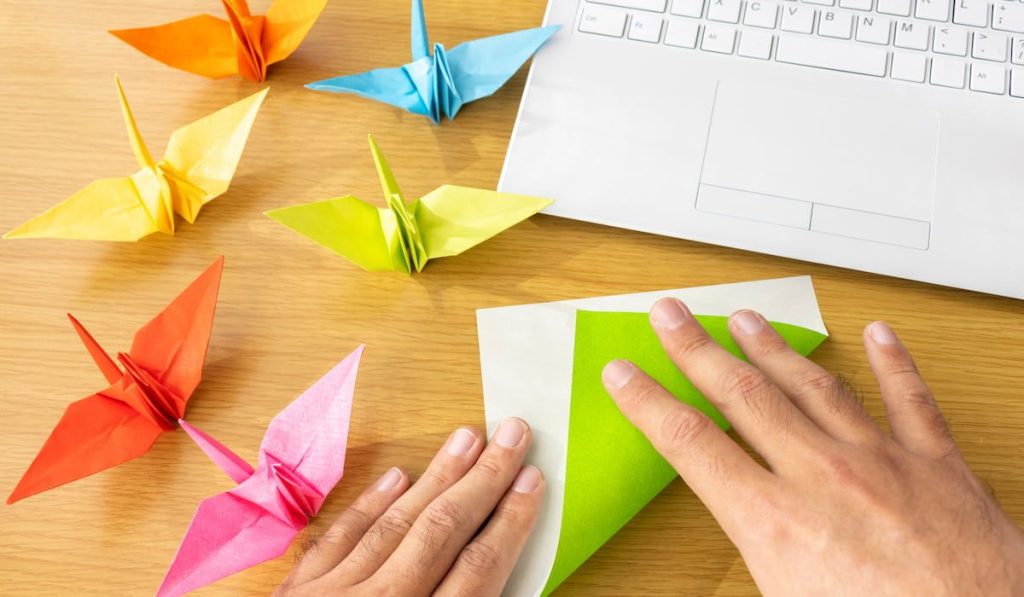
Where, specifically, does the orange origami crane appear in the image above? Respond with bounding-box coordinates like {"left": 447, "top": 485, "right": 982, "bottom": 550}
{"left": 7, "top": 257, "right": 224, "bottom": 505}
{"left": 110, "top": 0, "right": 328, "bottom": 82}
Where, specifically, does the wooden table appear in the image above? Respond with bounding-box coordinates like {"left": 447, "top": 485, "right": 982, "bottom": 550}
{"left": 1, "top": 1, "right": 1022, "bottom": 595}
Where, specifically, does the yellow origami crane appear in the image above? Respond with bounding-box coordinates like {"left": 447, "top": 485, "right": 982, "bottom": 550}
{"left": 265, "top": 135, "right": 553, "bottom": 273}
{"left": 5, "top": 77, "right": 268, "bottom": 242}
{"left": 110, "top": 0, "right": 328, "bottom": 82}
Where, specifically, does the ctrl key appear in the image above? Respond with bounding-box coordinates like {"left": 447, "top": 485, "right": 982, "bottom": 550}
{"left": 579, "top": 5, "right": 628, "bottom": 37}
{"left": 1012, "top": 69, "right": 1024, "bottom": 97}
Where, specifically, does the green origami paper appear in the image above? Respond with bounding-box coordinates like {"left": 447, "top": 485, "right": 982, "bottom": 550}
{"left": 544, "top": 311, "right": 827, "bottom": 594}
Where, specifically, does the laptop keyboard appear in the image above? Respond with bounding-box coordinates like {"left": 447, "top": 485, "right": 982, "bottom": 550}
{"left": 579, "top": 0, "right": 1024, "bottom": 97}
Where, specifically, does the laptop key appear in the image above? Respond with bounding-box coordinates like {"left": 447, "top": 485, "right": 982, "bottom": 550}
{"left": 952, "top": 0, "right": 988, "bottom": 27}
{"left": 894, "top": 20, "right": 930, "bottom": 49}
{"left": 744, "top": 1, "right": 780, "bottom": 27}
{"left": 775, "top": 35, "right": 887, "bottom": 75}
{"left": 708, "top": 0, "right": 743, "bottom": 23}
{"left": 629, "top": 13, "right": 665, "bottom": 41}
{"left": 930, "top": 56, "right": 966, "bottom": 87}
{"left": 587, "top": 0, "right": 669, "bottom": 11}
{"left": 1012, "top": 69, "right": 1024, "bottom": 96}
{"left": 665, "top": 18, "right": 701, "bottom": 46}
{"left": 876, "top": 0, "right": 911, "bottom": 16}
{"left": 739, "top": 29, "right": 776, "bottom": 56}
{"left": 856, "top": 14, "right": 893, "bottom": 44}
{"left": 915, "top": 0, "right": 951, "bottom": 22}
{"left": 671, "top": 0, "right": 706, "bottom": 17}
{"left": 781, "top": 5, "right": 817, "bottom": 32}
{"left": 579, "top": 5, "right": 628, "bottom": 36}
{"left": 993, "top": 2, "right": 1024, "bottom": 33}
{"left": 819, "top": 10, "right": 854, "bottom": 38}
{"left": 972, "top": 32, "right": 1008, "bottom": 61}
{"left": 969, "top": 62, "right": 1007, "bottom": 93}
{"left": 933, "top": 26, "right": 968, "bottom": 55}
{"left": 891, "top": 51, "right": 928, "bottom": 81}
{"left": 702, "top": 23, "right": 738, "bottom": 51}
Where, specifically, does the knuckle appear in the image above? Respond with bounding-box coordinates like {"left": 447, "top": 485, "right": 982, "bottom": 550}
{"left": 792, "top": 368, "right": 843, "bottom": 395}
{"left": 456, "top": 541, "right": 503, "bottom": 577}
{"left": 472, "top": 454, "right": 508, "bottom": 481}
{"left": 492, "top": 496, "right": 528, "bottom": 529}
{"left": 322, "top": 507, "right": 372, "bottom": 548}
{"left": 373, "top": 507, "right": 414, "bottom": 540}
{"left": 627, "top": 380, "right": 666, "bottom": 412}
{"left": 794, "top": 370, "right": 864, "bottom": 417}
{"left": 668, "top": 330, "right": 714, "bottom": 362}
{"left": 659, "top": 407, "right": 712, "bottom": 451}
{"left": 420, "top": 467, "right": 455, "bottom": 490}
{"left": 883, "top": 358, "right": 921, "bottom": 379}
{"left": 421, "top": 498, "right": 472, "bottom": 536}
{"left": 296, "top": 532, "right": 321, "bottom": 561}
{"left": 816, "top": 453, "right": 873, "bottom": 496}
{"left": 756, "top": 336, "right": 793, "bottom": 358}
{"left": 718, "top": 366, "right": 774, "bottom": 411}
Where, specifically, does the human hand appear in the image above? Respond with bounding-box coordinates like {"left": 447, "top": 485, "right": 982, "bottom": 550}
{"left": 274, "top": 419, "right": 544, "bottom": 597}
{"left": 603, "top": 298, "right": 1024, "bottom": 596}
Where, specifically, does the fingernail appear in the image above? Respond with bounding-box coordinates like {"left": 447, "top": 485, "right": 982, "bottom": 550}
{"left": 494, "top": 417, "right": 527, "bottom": 448}
{"left": 512, "top": 465, "right": 542, "bottom": 494}
{"left": 651, "top": 298, "right": 691, "bottom": 331}
{"left": 446, "top": 427, "right": 477, "bottom": 456}
{"left": 602, "top": 359, "right": 636, "bottom": 389}
{"left": 731, "top": 310, "right": 765, "bottom": 335}
{"left": 376, "top": 467, "right": 403, "bottom": 492}
{"left": 868, "top": 321, "right": 898, "bottom": 345}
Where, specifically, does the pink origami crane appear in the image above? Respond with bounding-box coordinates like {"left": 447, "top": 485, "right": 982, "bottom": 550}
{"left": 157, "top": 346, "right": 363, "bottom": 597}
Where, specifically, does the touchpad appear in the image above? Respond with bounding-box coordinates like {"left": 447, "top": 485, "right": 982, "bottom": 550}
{"left": 697, "top": 80, "right": 939, "bottom": 249}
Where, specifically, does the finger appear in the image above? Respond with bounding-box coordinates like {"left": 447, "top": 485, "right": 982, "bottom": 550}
{"left": 433, "top": 466, "right": 545, "bottom": 597}
{"left": 329, "top": 427, "right": 485, "bottom": 584}
{"left": 729, "top": 310, "right": 881, "bottom": 444}
{"left": 372, "top": 418, "right": 531, "bottom": 591}
{"left": 863, "top": 321, "right": 956, "bottom": 458}
{"left": 602, "top": 359, "right": 772, "bottom": 522}
{"left": 284, "top": 467, "right": 409, "bottom": 586}
{"left": 649, "top": 298, "right": 827, "bottom": 464}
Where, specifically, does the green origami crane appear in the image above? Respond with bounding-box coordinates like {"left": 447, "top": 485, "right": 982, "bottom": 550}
{"left": 265, "top": 135, "right": 553, "bottom": 273}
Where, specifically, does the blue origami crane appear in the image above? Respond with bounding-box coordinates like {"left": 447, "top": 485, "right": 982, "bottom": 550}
{"left": 305, "top": 0, "right": 559, "bottom": 124}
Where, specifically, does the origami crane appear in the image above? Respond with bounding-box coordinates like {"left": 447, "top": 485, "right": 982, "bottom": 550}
{"left": 110, "top": 0, "right": 327, "bottom": 82}
{"left": 4, "top": 78, "right": 266, "bottom": 241}
{"left": 156, "top": 347, "right": 362, "bottom": 597}
{"left": 7, "top": 257, "right": 224, "bottom": 505}
{"left": 265, "top": 134, "right": 553, "bottom": 273}
{"left": 305, "top": 0, "right": 560, "bottom": 123}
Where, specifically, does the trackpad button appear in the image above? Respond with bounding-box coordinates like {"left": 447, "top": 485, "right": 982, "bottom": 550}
{"left": 696, "top": 185, "right": 811, "bottom": 229}
{"left": 811, "top": 205, "right": 931, "bottom": 249}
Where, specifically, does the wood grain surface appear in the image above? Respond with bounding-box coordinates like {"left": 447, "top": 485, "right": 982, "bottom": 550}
{"left": 1, "top": 1, "right": 1022, "bottom": 595}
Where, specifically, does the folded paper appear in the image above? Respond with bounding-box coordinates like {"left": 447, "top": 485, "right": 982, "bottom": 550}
{"left": 265, "top": 134, "right": 552, "bottom": 273}
{"left": 157, "top": 346, "right": 362, "bottom": 597}
{"left": 7, "top": 257, "right": 224, "bottom": 504}
{"left": 4, "top": 78, "right": 266, "bottom": 241}
{"left": 306, "top": 0, "right": 559, "bottom": 123}
{"left": 110, "top": 0, "right": 327, "bottom": 82}
{"left": 476, "top": 277, "right": 829, "bottom": 596}
{"left": 549, "top": 311, "right": 826, "bottom": 592}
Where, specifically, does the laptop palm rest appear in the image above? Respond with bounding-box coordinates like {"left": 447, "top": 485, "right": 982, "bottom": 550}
{"left": 696, "top": 80, "right": 939, "bottom": 250}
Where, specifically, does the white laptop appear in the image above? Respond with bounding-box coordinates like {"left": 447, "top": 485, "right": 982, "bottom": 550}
{"left": 499, "top": 0, "right": 1024, "bottom": 299}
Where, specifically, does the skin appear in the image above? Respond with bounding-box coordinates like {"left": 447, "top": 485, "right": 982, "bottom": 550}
{"left": 602, "top": 299, "right": 1024, "bottom": 596}
{"left": 274, "top": 419, "right": 545, "bottom": 596}
{"left": 280, "top": 298, "right": 1024, "bottom": 596}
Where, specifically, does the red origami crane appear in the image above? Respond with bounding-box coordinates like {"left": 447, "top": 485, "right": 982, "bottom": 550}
{"left": 7, "top": 256, "right": 224, "bottom": 504}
